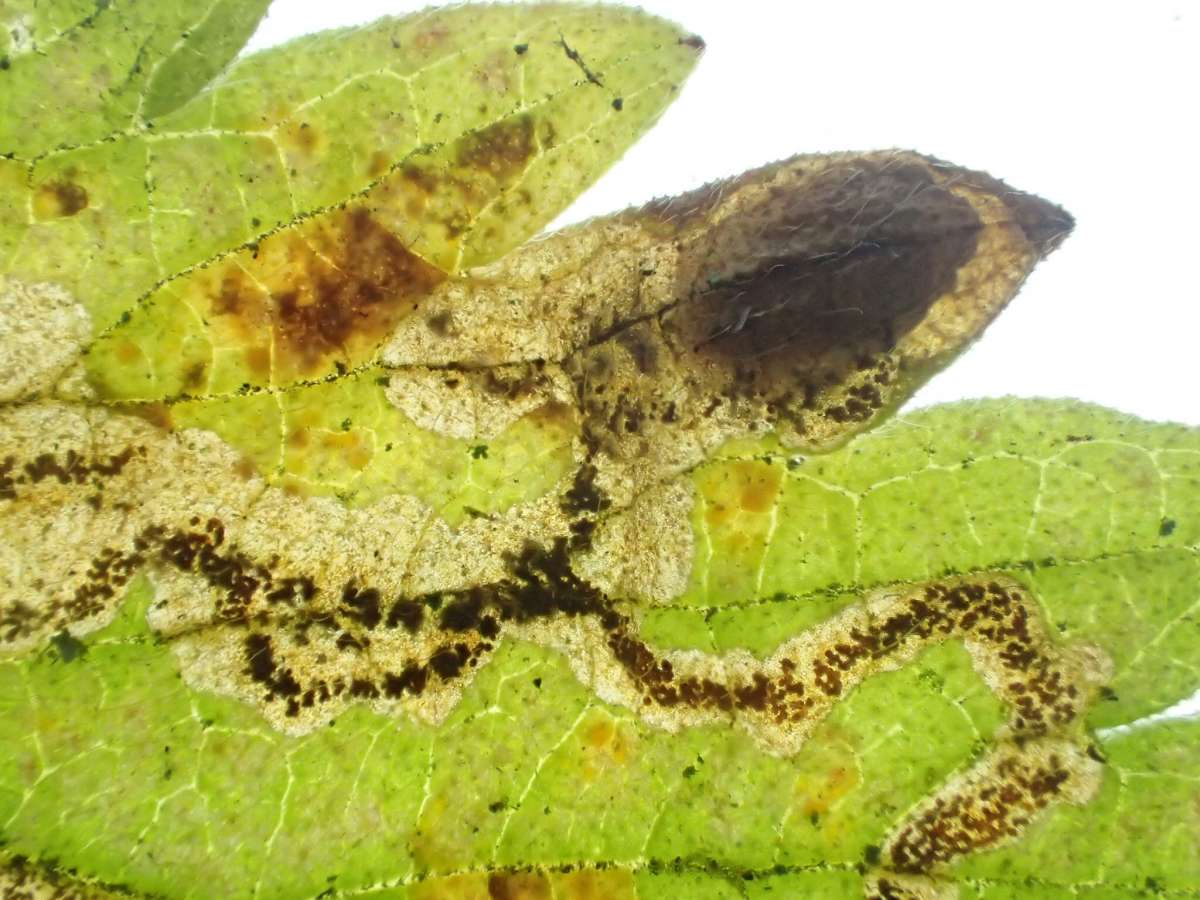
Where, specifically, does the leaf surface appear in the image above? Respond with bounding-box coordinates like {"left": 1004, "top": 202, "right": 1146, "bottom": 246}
{"left": 0, "top": 0, "right": 273, "bottom": 157}
{"left": 0, "top": 3, "right": 1197, "bottom": 899}
{"left": 1, "top": 402, "right": 1197, "bottom": 898}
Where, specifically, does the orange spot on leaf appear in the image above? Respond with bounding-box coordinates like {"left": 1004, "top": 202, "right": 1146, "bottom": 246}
{"left": 319, "top": 430, "right": 373, "bottom": 471}
{"left": 553, "top": 869, "right": 637, "bottom": 900}
{"left": 281, "top": 120, "right": 324, "bottom": 159}
{"left": 795, "top": 764, "right": 861, "bottom": 820}
{"left": 115, "top": 341, "right": 142, "bottom": 365}
{"left": 702, "top": 459, "right": 783, "bottom": 525}
{"left": 734, "top": 459, "right": 783, "bottom": 513}
{"left": 243, "top": 346, "right": 271, "bottom": 378}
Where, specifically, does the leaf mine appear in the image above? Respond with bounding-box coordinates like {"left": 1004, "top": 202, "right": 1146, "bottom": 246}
{"left": 385, "top": 150, "right": 1072, "bottom": 508}
{"left": 0, "top": 148, "right": 1104, "bottom": 888}
{"left": 1, "top": 2, "right": 1197, "bottom": 898}
{"left": 0, "top": 130, "right": 1111, "bottom": 894}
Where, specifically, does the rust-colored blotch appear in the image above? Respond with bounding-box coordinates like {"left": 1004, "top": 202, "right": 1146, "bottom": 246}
{"left": 207, "top": 206, "right": 446, "bottom": 385}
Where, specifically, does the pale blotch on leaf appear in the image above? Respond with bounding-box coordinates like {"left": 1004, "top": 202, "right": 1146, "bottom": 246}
{"left": 0, "top": 277, "right": 90, "bottom": 403}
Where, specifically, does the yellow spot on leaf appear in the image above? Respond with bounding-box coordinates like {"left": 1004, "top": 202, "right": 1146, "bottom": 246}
{"left": 551, "top": 868, "right": 637, "bottom": 900}
{"left": 409, "top": 872, "right": 489, "bottom": 900}
{"left": 318, "top": 429, "right": 373, "bottom": 472}
{"left": 578, "top": 711, "right": 635, "bottom": 780}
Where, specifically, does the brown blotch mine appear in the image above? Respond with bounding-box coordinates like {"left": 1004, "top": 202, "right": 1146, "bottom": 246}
{"left": 669, "top": 160, "right": 978, "bottom": 414}
{"left": 562, "top": 152, "right": 1072, "bottom": 478}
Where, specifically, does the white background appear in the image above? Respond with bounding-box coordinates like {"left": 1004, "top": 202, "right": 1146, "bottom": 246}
{"left": 244, "top": 2, "right": 1199, "bottom": 718}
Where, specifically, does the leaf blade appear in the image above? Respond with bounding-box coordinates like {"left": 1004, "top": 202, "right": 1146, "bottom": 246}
{"left": 0, "top": 0, "right": 272, "bottom": 157}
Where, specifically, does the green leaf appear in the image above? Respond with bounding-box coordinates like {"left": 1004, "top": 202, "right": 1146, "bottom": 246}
{"left": 1, "top": 3, "right": 1198, "bottom": 899}
{"left": 0, "top": 0, "right": 273, "bottom": 156}
{"left": 1, "top": 401, "right": 1196, "bottom": 897}
{"left": 3, "top": 2, "right": 699, "bottom": 336}
{"left": 954, "top": 717, "right": 1200, "bottom": 896}
{"left": 2, "top": 0, "right": 701, "bottom": 511}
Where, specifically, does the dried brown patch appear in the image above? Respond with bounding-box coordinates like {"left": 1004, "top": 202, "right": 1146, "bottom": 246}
{"left": 663, "top": 159, "right": 978, "bottom": 425}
